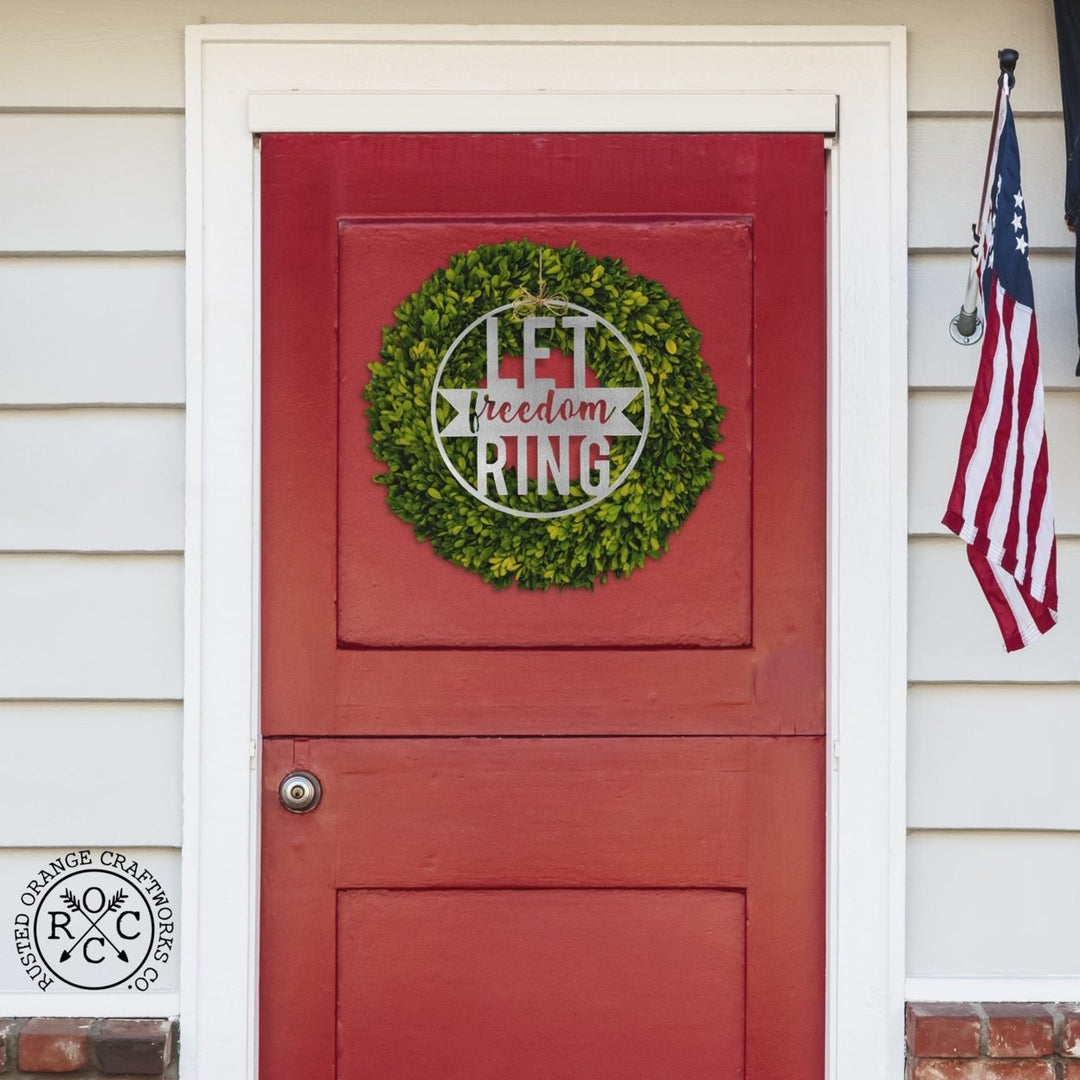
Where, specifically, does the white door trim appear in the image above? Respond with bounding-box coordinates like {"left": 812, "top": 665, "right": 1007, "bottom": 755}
{"left": 246, "top": 90, "right": 839, "bottom": 133}
{"left": 184, "top": 24, "right": 907, "bottom": 1080}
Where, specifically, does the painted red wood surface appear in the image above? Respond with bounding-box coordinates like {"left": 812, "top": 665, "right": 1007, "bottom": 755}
{"left": 260, "top": 134, "right": 826, "bottom": 1079}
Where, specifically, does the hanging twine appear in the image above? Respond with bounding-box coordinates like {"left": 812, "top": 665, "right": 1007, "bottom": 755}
{"left": 511, "top": 249, "right": 570, "bottom": 320}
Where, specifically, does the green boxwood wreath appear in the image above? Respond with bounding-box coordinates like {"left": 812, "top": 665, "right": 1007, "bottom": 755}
{"left": 365, "top": 239, "right": 725, "bottom": 590}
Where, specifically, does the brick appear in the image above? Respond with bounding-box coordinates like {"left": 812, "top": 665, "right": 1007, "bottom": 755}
{"left": 911, "top": 1059, "right": 1057, "bottom": 1080}
{"left": 982, "top": 1063, "right": 1055, "bottom": 1080}
{"left": 984, "top": 1003, "right": 1054, "bottom": 1058}
{"left": 907, "top": 1003, "right": 983, "bottom": 1057}
{"left": 0, "top": 1018, "right": 18, "bottom": 1074}
{"left": 910, "top": 1060, "right": 984, "bottom": 1080}
{"left": 1060, "top": 1004, "right": 1080, "bottom": 1056}
{"left": 1063, "top": 1061, "right": 1080, "bottom": 1080}
{"left": 95, "top": 1018, "right": 173, "bottom": 1076}
{"left": 18, "top": 1017, "right": 92, "bottom": 1073}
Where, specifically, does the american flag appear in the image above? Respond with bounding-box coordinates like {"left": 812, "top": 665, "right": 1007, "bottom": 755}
{"left": 942, "top": 75, "right": 1059, "bottom": 651}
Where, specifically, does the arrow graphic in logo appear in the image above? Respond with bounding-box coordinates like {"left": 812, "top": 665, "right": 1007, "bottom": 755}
{"left": 57, "top": 888, "right": 129, "bottom": 963}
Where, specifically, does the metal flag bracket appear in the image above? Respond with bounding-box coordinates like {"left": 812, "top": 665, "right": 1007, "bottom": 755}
{"left": 949, "top": 48, "right": 1020, "bottom": 346}
{"left": 949, "top": 309, "right": 984, "bottom": 346}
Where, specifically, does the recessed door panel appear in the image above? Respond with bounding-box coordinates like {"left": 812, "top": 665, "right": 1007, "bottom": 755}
{"left": 338, "top": 217, "right": 752, "bottom": 648}
{"left": 338, "top": 889, "right": 746, "bottom": 1080}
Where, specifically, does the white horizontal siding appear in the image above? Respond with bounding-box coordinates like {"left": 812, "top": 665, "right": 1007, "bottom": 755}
{"left": 0, "top": 115, "right": 184, "bottom": 252}
{"left": 910, "top": 117, "right": 1066, "bottom": 252}
{"left": 908, "top": 831, "right": 1080, "bottom": 977}
{"left": 0, "top": 554, "right": 182, "bottom": 699}
{"left": 0, "top": 410, "right": 183, "bottom": 551}
{"left": 909, "top": 390, "right": 1080, "bottom": 537}
{"left": 0, "top": 0, "right": 1059, "bottom": 112}
{"left": 910, "top": 252, "right": 1080, "bottom": 391}
{"left": 0, "top": 257, "right": 185, "bottom": 405}
{"left": 908, "top": 685, "right": 1080, "bottom": 830}
{"left": 0, "top": 703, "right": 181, "bottom": 845}
{"left": 897, "top": 0, "right": 1080, "bottom": 993}
{"left": 0, "top": 846, "right": 180, "bottom": 997}
{"left": 909, "top": 537, "right": 1078, "bottom": 682}
{"left": 0, "top": 0, "right": 1071, "bottom": 994}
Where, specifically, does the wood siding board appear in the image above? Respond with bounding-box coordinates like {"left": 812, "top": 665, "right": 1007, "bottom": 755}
{"left": 0, "top": 702, "right": 182, "bottom": 845}
{"left": 0, "top": 554, "right": 183, "bottom": 699}
{"left": 908, "top": 685, "right": 1080, "bottom": 830}
{"left": 0, "top": 409, "right": 184, "bottom": 551}
{"left": 909, "top": 117, "right": 1067, "bottom": 252}
{"left": 909, "top": 390, "right": 1080, "bottom": 538}
{"left": 0, "top": 1, "right": 1059, "bottom": 111}
{"left": 909, "top": 537, "right": 1080, "bottom": 682}
{"left": 0, "top": 115, "right": 184, "bottom": 252}
{"left": 907, "top": 831, "right": 1080, "bottom": 977}
{"left": 0, "top": 257, "right": 185, "bottom": 405}
{"left": 909, "top": 252, "right": 1080, "bottom": 390}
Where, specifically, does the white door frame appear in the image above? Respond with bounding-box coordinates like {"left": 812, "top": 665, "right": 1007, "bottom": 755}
{"left": 184, "top": 24, "right": 907, "bottom": 1080}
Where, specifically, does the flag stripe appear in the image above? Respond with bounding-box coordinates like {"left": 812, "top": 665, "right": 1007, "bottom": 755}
{"left": 979, "top": 292, "right": 1018, "bottom": 556}
{"left": 967, "top": 548, "right": 1057, "bottom": 653}
{"left": 959, "top": 290, "right": 1007, "bottom": 532}
{"left": 967, "top": 547, "right": 1024, "bottom": 652}
{"left": 1009, "top": 315, "right": 1041, "bottom": 579}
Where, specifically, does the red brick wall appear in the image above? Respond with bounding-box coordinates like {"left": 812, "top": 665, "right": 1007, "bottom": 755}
{"left": 5, "top": 1005, "right": 1079, "bottom": 1075}
{"left": 908, "top": 1003, "right": 1080, "bottom": 1079}
{"left": 0, "top": 1018, "right": 175, "bottom": 1077}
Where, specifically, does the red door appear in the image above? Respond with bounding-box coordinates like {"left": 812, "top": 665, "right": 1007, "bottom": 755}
{"left": 260, "top": 134, "right": 825, "bottom": 1079}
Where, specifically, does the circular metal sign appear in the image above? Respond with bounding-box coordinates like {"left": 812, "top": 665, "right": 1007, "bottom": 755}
{"left": 430, "top": 301, "right": 651, "bottom": 519}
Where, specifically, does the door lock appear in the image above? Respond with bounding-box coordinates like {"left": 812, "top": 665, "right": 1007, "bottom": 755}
{"left": 279, "top": 770, "right": 322, "bottom": 813}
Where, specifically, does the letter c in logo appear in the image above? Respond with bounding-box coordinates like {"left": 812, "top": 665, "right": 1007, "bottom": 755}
{"left": 83, "top": 937, "right": 106, "bottom": 964}
{"left": 116, "top": 910, "right": 141, "bottom": 940}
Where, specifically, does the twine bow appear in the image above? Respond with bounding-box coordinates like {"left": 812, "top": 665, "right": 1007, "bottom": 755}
{"left": 511, "top": 249, "right": 570, "bottom": 320}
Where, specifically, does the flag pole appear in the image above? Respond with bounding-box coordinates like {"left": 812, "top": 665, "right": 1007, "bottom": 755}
{"left": 950, "top": 48, "right": 1019, "bottom": 344}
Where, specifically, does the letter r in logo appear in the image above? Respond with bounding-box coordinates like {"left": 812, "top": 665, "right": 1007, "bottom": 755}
{"left": 48, "top": 911, "right": 75, "bottom": 940}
